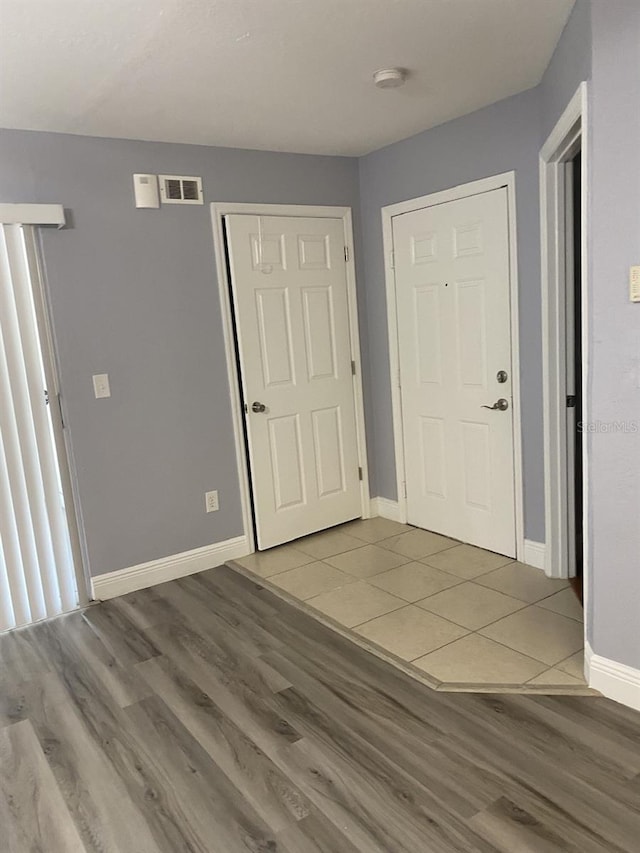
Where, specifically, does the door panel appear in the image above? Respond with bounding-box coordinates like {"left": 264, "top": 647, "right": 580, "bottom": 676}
{"left": 268, "top": 414, "right": 305, "bottom": 511}
{"left": 311, "top": 406, "right": 345, "bottom": 497}
{"left": 302, "top": 286, "right": 336, "bottom": 380}
{"left": 419, "top": 417, "right": 446, "bottom": 499}
{"left": 226, "top": 215, "right": 361, "bottom": 549}
{"left": 393, "top": 188, "right": 516, "bottom": 557}
{"left": 456, "top": 279, "right": 488, "bottom": 388}
{"left": 461, "top": 421, "right": 491, "bottom": 511}
{"left": 415, "top": 285, "right": 442, "bottom": 384}
{"left": 255, "top": 288, "right": 295, "bottom": 386}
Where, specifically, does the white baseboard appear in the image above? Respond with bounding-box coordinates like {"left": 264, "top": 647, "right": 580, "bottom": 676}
{"left": 584, "top": 640, "right": 593, "bottom": 679}
{"left": 585, "top": 641, "right": 640, "bottom": 712}
{"left": 369, "top": 497, "right": 403, "bottom": 523}
{"left": 523, "top": 539, "right": 546, "bottom": 571}
{"left": 91, "top": 535, "right": 251, "bottom": 600}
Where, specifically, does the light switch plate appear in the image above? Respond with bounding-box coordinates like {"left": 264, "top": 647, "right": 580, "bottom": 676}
{"left": 630, "top": 265, "right": 640, "bottom": 303}
{"left": 93, "top": 373, "right": 111, "bottom": 398}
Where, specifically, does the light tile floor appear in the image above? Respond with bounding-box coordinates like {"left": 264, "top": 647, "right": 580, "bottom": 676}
{"left": 230, "top": 519, "right": 590, "bottom": 693}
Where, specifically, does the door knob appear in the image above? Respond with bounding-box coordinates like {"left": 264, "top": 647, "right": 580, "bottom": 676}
{"left": 482, "top": 398, "right": 509, "bottom": 411}
{"left": 251, "top": 401, "right": 267, "bottom": 413}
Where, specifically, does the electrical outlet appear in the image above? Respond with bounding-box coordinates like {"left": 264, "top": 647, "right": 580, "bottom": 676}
{"left": 205, "top": 490, "right": 219, "bottom": 513}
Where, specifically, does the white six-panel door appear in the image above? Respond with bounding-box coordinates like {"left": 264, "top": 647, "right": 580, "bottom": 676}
{"left": 392, "top": 188, "right": 516, "bottom": 557}
{"left": 225, "top": 215, "right": 361, "bottom": 549}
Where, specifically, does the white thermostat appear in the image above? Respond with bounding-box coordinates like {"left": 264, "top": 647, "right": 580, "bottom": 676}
{"left": 630, "top": 265, "right": 640, "bottom": 303}
{"left": 133, "top": 174, "right": 160, "bottom": 209}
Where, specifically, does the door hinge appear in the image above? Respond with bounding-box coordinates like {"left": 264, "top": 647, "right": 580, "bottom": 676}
{"left": 389, "top": 249, "right": 395, "bottom": 269}
{"left": 344, "top": 246, "right": 350, "bottom": 263}
{"left": 358, "top": 466, "right": 363, "bottom": 481}
{"left": 403, "top": 481, "right": 407, "bottom": 499}
{"left": 57, "top": 393, "right": 65, "bottom": 428}
{"left": 567, "top": 395, "right": 577, "bottom": 408}
{"left": 351, "top": 359, "right": 356, "bottom": 376}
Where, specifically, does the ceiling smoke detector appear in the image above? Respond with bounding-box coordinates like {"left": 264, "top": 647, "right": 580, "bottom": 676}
{"left": 373, "top": 68, "right": 407, "bottom": 89}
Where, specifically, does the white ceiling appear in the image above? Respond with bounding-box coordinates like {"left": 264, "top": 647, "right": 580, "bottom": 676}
{"left": 0, "top": 0, "right": 574, "bottom": 156}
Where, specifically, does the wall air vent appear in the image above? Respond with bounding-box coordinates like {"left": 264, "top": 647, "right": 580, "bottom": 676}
{"left": 158, "top": 175, "right": 204, "bottom": 205}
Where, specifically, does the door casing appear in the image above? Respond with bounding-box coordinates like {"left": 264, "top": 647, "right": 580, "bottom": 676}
{"left": 211, "top": 203, "right": 370, "bottom": 553}
{"left": 540, "top": 82, "right": 589, "bottom": 588}
{"left": 27, "top": 227, "right": 90, "bottom": 605}
{"left": 382, "top": 172, "right": 525, "bottom": 562}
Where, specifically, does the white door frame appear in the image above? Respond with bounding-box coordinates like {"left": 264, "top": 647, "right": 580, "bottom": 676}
{"left": 540, "top": 82, "right": 589, "bottom": 582}
{"left": 26, "top": 229, "right": 90, "bottom": 605}
{"left": 381, "top": 172, "right": 525, "bottom": 561}
{"left": 210, "top": 202, "right": 370, "bottom": 553}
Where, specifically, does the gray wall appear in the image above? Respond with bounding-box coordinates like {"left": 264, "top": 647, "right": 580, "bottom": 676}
{"left": 357, "top": 0, "right": 594, "bottom": 544}
{"left": 0, "top": 131, "right": 362, "bottom": 576}
{"left": 357, "top": 87, "right": 545, "bottom": 541}
{"left": 0, "top": 0, "right": 614, "bottom": 630}
{"left": 540, "top": 0, "right": 592, "bottom": 138}
{"left": 589, "top": 1, "right": 640, "bottom": 669}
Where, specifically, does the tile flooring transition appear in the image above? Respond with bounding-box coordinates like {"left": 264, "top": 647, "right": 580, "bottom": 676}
{"left": 229, "top": 518, "right": 591, "bottom": 694}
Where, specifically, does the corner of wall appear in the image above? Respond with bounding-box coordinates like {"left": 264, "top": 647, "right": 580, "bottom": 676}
{"left": 586, "top": 641, "right": 640, "bottom": 712}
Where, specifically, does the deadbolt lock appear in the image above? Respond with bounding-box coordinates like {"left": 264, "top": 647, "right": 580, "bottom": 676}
{"left": 496, "top": 370, "right": 508, "bottom": 384}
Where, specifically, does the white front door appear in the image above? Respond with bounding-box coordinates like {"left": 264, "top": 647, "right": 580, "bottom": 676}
{"left": 225, "top": 214, "right": 362, "bottom": 550}
{"left": 392, "top": 188, "right": 516, "bottom": 557}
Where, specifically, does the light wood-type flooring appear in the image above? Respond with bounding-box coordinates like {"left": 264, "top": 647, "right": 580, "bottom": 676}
{"left": 2, "top": 563, "right": 639, "bottom": 852}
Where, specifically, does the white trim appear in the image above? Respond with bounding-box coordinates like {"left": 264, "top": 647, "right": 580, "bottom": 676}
{"left": 585, "top": 642, "right": 640, "bottom": 712}
{"left": 506, "top": 177, "right": 525, "bottom": 563}
{"left": 584, "top": 639, "right": 593, "bottom": 680}
{"left": 0, "top": 204, "right": 65, "bottom": 227}
{"left": 369, "top": 497, "right": 402, "bottom": 523}
{"left": 540, "top": 82, "right": 589, "bottom": 589}
{"left": 540, "top": 86, "right": 585, "bottom": 161}
{"left": 381, "top": 172, "right": 525, "bottom": 560}
{"left": 523, "top": 539, "right": 546, "bottom": 571}
{"left": 25, "top": 227, "right": 89, "bottom": 605}
{"left": 210, "top": 202, "right": 370, "bottom": 552}
{"left": 381, "top": 215, "right": 408, "bottom": 525}
{"left": 210, "top": 207, "right": 256, "bottom": 552}
{"left": 343, "top": 208, "right": 372, "bottom": 519}
{"left": 91, "top": 535, "right": 250, "bottom": 600}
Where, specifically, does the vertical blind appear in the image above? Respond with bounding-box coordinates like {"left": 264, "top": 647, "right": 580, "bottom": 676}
{"left": 0, "top": 223, "right": 77, "bottom": 631}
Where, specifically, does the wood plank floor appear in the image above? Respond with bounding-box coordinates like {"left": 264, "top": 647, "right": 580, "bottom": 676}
{"left": 1, "top": 565, "right": 639, "bottom": 852}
